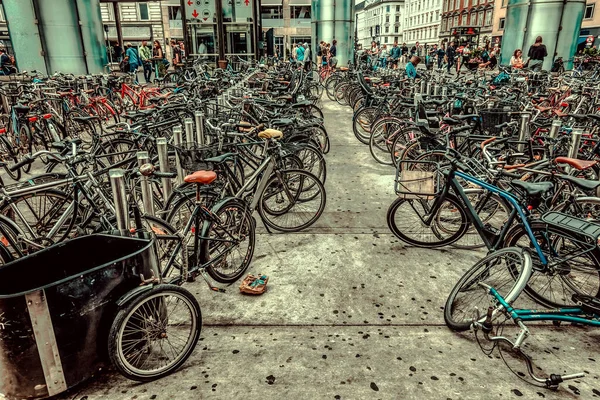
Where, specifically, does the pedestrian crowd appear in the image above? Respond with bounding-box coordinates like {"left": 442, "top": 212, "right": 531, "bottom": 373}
{"left": 290, "top": 40, "right": 338, "bottom": 71}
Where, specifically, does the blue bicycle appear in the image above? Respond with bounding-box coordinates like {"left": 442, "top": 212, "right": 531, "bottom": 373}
{"left": 445, "top": 245, "right": 600, "bottom": 389}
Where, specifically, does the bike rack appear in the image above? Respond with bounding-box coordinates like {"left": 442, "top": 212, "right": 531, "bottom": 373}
{"left": 184, "top": 118, "right": 195, "bottom": 143}
{"left": 109, "top": 169, "right": 129, "bottom": 235}
{"left": 517, "top": 113, "right": 530, "bottom": 152}
{"left": 549, "top": 119, "right": 561, "bottom": 140}
{"left": 137, "top": 151, "right": 155, "bottom": 217}
{"left": 156, "top": 137, "right": 172, "bottom": 205}
{"left": 173, "top": 125, "right": 186, "bottom": 185}
{"left": 195, "top": 110, "right": 206, "bottom": 145}
{"left": 568, "top": 128, "right": 583, "bottom": 161}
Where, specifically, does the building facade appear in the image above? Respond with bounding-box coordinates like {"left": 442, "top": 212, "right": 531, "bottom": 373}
{"left": 260, "top": 0, "right": 312, "bottom": 59}
{"left": 356, "top": 0, "right": 405, "bottom": 49}
{"left": 404, "top": 0, "right": 442, "bottom": 46}
{"left": 580, "top": 0, "right": 600, "bottom": 49}
{"left": 439, "top": 0, "right": 495, "bottom": 47}
{"left": 490, "top": 0, "right": 505, "bottom": 48}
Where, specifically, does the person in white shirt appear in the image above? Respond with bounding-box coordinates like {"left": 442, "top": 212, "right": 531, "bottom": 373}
{"left": 380, "top": 44, "right": 389, "bottom": 69}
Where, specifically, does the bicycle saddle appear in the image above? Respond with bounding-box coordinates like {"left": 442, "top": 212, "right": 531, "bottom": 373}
{"left": 271, "top": 118, "right": 294, "bottom": 127}
{"left": 184, "top": 170, "right": 217, "bottom": 185}
{"left": 510, "top": 180, "right": 553, "bottom": 197}
{"left": 558, "top": 174, "right": 600, "bottom": 192}
{"left": 554, "top": 157, "right": 598, "bottom": 171}
{"left": 572, "top": 293, "right": 600, "bottom": 315}
{"left": 13, "top": 104, "right": 30, "bottom": 114}
{"left": 204, "top": 153, "right": 236, "bottom": 164}
{"left": 258, "top": 129, "right": 283, "bottom": 139}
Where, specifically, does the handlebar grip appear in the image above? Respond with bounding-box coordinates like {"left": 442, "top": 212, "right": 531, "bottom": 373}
{"left": 9, "top": 156, "right": 34, "bottom": 172}
{"left": 153, "top": 171, "right": 177, "bottom": 179}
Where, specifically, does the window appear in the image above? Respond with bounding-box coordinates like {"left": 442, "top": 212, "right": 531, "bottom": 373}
{"left": 386, "top": 5, "right": 390, "bottom": 12}
{"left": 501, "top": 0, "right": 508, "bottom": 6}
{"left": 485, "top": 9, "right": 492, "bottom": 25}
{"left": 291, "top": 6, "right": 311, "bottom": 19}
{"left": 395, "top": 26, "right": 399, "bottom": 33}
{"left": 261, "top": 6, "right": 283, "bottom": 19}
{"left": 463, "top": 0, "right": 468, "bottom": 8}
{"left": 138, "top": 3, "right": 149, "bottom": 20}
{"left": 385, "top": 26, "right": 389, "bottom": 33}
{"left": 441, "top": 18, "right": 447, "bottom": 31}
{"left": 386, "top": 15, "right": 390, "bottom": 22}
{"left": 478, "top": 11, "right": 484, "bottom": 25}
{"left": 396, "top": 5, "right": 401, "bottom": 12}
{"left": 499, "top": 17, "right": 505, "bottom": 30}
{"left": 396, "top": 15, "right": 400, "bottom": 22}
{"left": 453, "top": 15, "right": 458, "bottom": 26}
{"left": 585, "top": 4, "right": 595, "bottom": 19}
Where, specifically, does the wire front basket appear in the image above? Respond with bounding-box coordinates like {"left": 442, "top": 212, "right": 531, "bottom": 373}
{"left": 479, "top": 109, "right": 516, "bottom": 135}
{"left": 395, "top": 160, "right": 441, "bottom": 199}
{"left": 171, "top": 142, "right": 220, "bottom": 172}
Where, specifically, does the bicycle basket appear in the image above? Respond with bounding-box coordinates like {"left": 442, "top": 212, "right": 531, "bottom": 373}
{"left": 395, "top": 160, "right": 441, "bottom": 199}
{"left": 479, "top": 109, "right": 515, "bottom": 135}
{"left": 171, "top": 142, "right": 220, "bottom": 172}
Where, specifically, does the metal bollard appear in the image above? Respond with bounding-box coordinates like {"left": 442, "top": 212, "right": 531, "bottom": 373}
{"left": 441, "top": 86, "right": 448, "bottom": 97}
{"left": 173, "top": 125, "right": 185, "bottom": 185}
{"left": 433, "top": 84, "right": 440, "bottom": 97}
{"left": 137, "top": 151, "right": 155, "bottom": 217}
{"left": 568, "top": 128, "right": 583, "bottom": 160}
{"left": 549, "top": 119, "right": 561, "bottom": 140}
{"left": 414, "top": 93, "right": 423, "bottom": 107}
{"left": 420, "top": 80, "right": 427, "bottom": 95}
{"left": 426, "top": 82, "right": 432, "bottom": 96}
{"left": 184, "top": 118, "right": 195, "bottom": 144}
{"left": 109, "top": 169, "right": 129, "bottom": 235}
{"left": 517, "top": 113, "right": 530, "bottom": 152}
{"left": 156, "top": 138, "right": 172, "bottom": 205}
{"left": 194, "top": 111, "right": 205, "bottom": 146}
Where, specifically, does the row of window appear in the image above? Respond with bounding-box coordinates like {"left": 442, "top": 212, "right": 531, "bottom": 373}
{"left": 443, "top": 0, "right": 488, "bottom": 12}
{"left": 384, "top": 15, "right": 402, "bottom": 23}
{"left": 405, "top": 26, "right": 439, "bottom": 41}
{"left": 405, "top": 11, "right": 440, "bottom": 27}
{"left": 102, "top": 2, "right": 152, "bottom": 21}
{"left": 408, "top": 0, "right": 442, "bottom": 12}
{"left": 260, "top": 6, "right": 311, "bottom": 19}
{"left": 441, "top": 9, "right": 492, "bottom": 30}
{"left": 365, "top": 4, "right": 402, "bottom": 18}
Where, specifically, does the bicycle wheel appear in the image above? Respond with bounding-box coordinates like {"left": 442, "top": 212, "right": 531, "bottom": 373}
{"left": 259, "top": 169, "right": 326, "bottom": 233}
{"left": 140, "top": 215, "right": 182, "bottom": 279}
{"left": 504, "top": 222, "right": 600, "bottom": 308}
{"left": 444, "top": 247, "right": 532, "bottom": 332}
{"left": 200, "top": 197, "right": 256, "bottom": 283}
{"left": 108, "top": 284, "right": 201, "bottom": 382}
{"left": 0, "top": 135, "right": 20, "bottom": 181}
{"left": 288, "top": 143, "right": 327, "bottom": 185}
{"left": 387, "top": 194, "right": 469, "bottom": 248}
{"left": 352, "top": 107, "right": 376, "bottom": 144}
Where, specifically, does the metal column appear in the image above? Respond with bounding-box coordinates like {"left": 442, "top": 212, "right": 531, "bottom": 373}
{"left": 109, "top": 169, "right": 129, "bottom": 235}
{"left": 137, "top": 151, "right": 155, "bottom": 217}
{"left": 156, "top": 138, "right": 173, "bottom": 205}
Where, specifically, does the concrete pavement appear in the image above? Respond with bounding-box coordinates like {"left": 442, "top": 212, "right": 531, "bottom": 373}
{"left": 55, "top": 99, "right": 600, "bottom": 400}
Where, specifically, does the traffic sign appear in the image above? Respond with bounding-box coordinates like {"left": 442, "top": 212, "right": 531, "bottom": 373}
{"left": 185, "top": 0, "right": 214, "bottom": 22}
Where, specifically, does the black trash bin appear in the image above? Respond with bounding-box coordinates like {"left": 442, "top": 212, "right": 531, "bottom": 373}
{"left": 0, "top": 234, "right": 158, "bottom": 400}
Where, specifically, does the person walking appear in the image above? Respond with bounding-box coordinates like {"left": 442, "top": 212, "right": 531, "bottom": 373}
{"left": 527, "top": 36, "right": 547, "bottom": 72}
{"left": 437, "top": 44, "right": 445, "bottom": 70}
{"left": 380, "top": 44, "right": 389, "bottom": 69}
{"left": 390, "top": 42, "right": 401, "bottom": 69}
{"left": 329, "top": 40, "right": 337, "bottom": 68}
{"left": 446, "top": 41, "right": 456, "bottom": 74}
{"left": 303, "top": 43, "right": 311, "bottom": 72}
{"left": 139, "top": 40, "right": 152, "bottom": 83}
{"left": 405, "top": 56, "right": 421, "bottom": 79}
{"left": 124, "top": 42, "right": 140, "bottom": 74}
{"left": 171, "top": 40, "right": 182, "bottom": 69}
{"left": 296, "top": 43, "right": 305, "bottom": 67}
{"left": 0, "top": 48, "right": 15, "bottom": 75}
{"left": 461, "top": 44, "right": 471, "bottom": 72}
{"left": 317, "top": 41, "right": 323, "bottom": 70}
{"left": 401, "top": 43, "right": 409, "bottom": 63}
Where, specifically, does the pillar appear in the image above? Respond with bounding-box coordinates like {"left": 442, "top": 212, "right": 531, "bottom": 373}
{"left": 2, "top": 0, "right": 46, "bottom": 73}
{"left": 76, "top": 0, "right": 109, "bottom": 73}
{"left": 311, "top": 0, "right": 355, "bottom": 66}
{"left": 501, "top": 0, "right": 585, "bottom": 70}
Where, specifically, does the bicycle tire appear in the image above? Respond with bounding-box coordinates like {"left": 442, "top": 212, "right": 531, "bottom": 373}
{"left": 200, "top": 197, "right": 256, "bottom": 283}
{"left": 108, "top": 284, "right": 201, "bottom": 382}
{"left": 352, "top": 107, "right": 376, "bottom": 144}
{"left": 503, "top": 221, "right": 600, "bottom": 308}
{"left": 258, "top": 169, "right": 326, "bottom": 233}
{"left": 445, "top": 247, "right": 532, "bottom": 331}
{"left": 387, "top": 194, "right": 469, "bottom": 248}
{"left": 0, "top": 135, "right": 20, "bottom": 181}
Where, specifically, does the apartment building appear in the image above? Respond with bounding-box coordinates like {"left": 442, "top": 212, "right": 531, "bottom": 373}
{"left": 580, "top": 0, "right": 600, "bottom": 50}
{"left": 490, "top": 0, "right": 505, "bottom": 48}
{"left": 439, "top": 0, "right": 495, "bottom": 47}
{"left": 100, "top": 2, "right": 165, "bottom": 44}
{"left": 260, "top": 0, "right": 312, "bottom": 58}
{"left": 356, "top": 0, "right": 405, "bottom": 49}
{"left": 404, "top": 0, "right": 442, "bottom": 47}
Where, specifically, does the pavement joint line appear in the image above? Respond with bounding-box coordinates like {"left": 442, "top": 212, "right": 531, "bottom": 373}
{"left": 202, "top": 323, "right": 564, "bottom": 329}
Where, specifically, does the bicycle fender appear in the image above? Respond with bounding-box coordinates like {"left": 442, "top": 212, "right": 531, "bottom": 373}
{"left": 116, "top": 285, "right": 154, "bottom": 307}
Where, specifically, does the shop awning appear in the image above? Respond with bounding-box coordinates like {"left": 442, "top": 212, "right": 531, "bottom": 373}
{"left": 260, "top": 0, "right": 283, "bottom": 5}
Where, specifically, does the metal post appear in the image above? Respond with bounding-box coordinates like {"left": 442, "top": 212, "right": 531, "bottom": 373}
{"left": 549, "top": 119, "right": 561, "bottom": 139}
{"left": 433, "top": 84, "right": 440, "bottom": 97}
{"left": 568, "top": 128, "right": 583, "bottom": 159}
{"left": 517, "top": 113, "right": 530, "bottom": 152}
{"left": 195, "top": 111, "right": 205, "bottom": 145}
{"left": 173, "top": 125, "right": 185, "bottom": 184}
{"left": 137, "top": 151, "right": 155, "bottom": 217}
{"left": 109, "top": 169, "right": 129, "bottom": 235}
{"left": 426, "top": 81, "right": 432, "bottom": 96}
{"left": 420, "top": 80, "right": 427, "bottom": 95}
{"left": 441, "top": 86, "right": 448, "bottom": 97}
{"left": 156, "top": 138, "right": 172, "bottom": 205}
{"left": 184, "top": 118, "right": 194, "bottom": 144}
